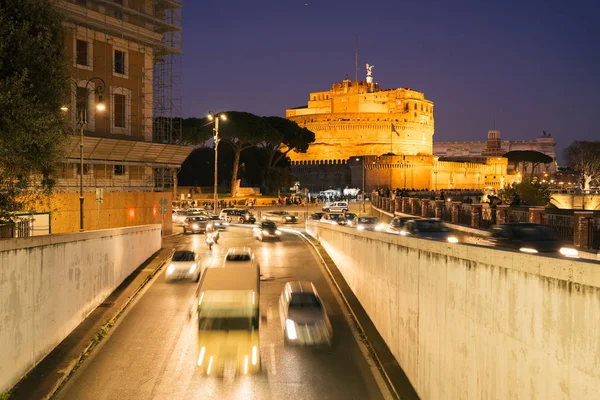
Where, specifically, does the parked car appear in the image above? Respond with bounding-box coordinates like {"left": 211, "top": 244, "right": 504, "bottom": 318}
{"left": 262, "top": 211, "right": 297, "bottom": 224}
{"left": 165, "top": 250, "right": 201, "bottom": 282}
{"left": 322, "top": 201, "right": 349, "bottom": 212}
{"left": 387, "top": 216, "right": 418, "bottom": 234}
{"left": 489, "top": 223, "right": 578, "bottom": 257}
{"left": 320, "top": 213, "right": 347, "bottom": 225}
{"left": 253, "top": 221, "right": 282, "bottom": 241}
{"left": 183, "top": 216, "right": 211, "bottom": 234}
{"left": 401, "top": 219, "right": 459, "bottom": 243}
{"left": 355, "top": 216, "right": 386, "bottom": 231}
{"left": 279, "top": 281, "right": 332, "bottom": 346}
{"left": 219, "top": 208, "right": 256, "bottom": 224}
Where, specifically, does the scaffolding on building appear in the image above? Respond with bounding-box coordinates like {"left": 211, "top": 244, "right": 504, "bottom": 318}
{"left": 57, "top": 0, "right": 184, "bottom": 191}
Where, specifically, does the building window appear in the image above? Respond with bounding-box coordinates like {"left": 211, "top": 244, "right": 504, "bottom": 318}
{"left": 76, "top": 39, "right": 88, "bottom": 66}
{"left": 114, "top": 50, "right": 126, "bottom": 74}
{"left": 414, "top": 103, "right": 417, "bottom": 110}
{"left": 114, "top": 94, "right": 126, "bottom": 128}
{"left": 110, "top": 87, "right": 131, "bottom": 135}
{"left": 114, "top": 165, "right": 126, "bottom": 176}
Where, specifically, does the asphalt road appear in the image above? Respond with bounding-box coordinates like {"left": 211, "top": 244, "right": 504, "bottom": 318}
{"left": 55, "top": 225, "right": 387, "bottom": 400}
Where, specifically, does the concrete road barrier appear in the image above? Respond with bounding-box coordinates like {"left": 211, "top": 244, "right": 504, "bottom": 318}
{"left": 0, "top": 225, "right": 161, "bottom": 393}
{"left": 306, "top": 221, "right": 600, "bottom": 399}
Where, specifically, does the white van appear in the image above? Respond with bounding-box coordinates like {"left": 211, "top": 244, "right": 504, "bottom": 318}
{"left": 322, "top": 201, "right": 348, "bottom": 212}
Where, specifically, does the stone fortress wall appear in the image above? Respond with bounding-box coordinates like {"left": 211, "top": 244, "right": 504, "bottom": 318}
{"left": 286, "top": 68, "right": 511, "bottom": 191}
{"left": 286, "top": 76, "right": 434, "bottom": 161}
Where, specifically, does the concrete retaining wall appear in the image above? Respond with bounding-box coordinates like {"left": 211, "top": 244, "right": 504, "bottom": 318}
{"left": 307, "top": 222, "right": 600, "bottom": 399}
{"left": 0, "top": 225, "right": 162, "bottom": 393}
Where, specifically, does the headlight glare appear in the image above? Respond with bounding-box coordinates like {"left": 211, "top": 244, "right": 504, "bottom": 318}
{"left": 559, "top": 247, "right": 579, "bottom": 257}
{"left": 357, "top": 225, "right": 365, "bottom": 230}
{"left": 189, "top": 263, "right": 197, "bottom": 273}
{"left": 167, "top": 264, "right": 175, "bottom": 274}
{"left": 286, "top": 319, "right": 297, "bottom": 340}
{"left": 447, "top": 236, "right": 459, "bottom": 243}
{"left": 519, "top": 247, "right": 538, "bottom": 254}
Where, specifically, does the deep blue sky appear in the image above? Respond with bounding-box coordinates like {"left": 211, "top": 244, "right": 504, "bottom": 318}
{"left": 181, "top": 0, "right": 599, "bottom": 160}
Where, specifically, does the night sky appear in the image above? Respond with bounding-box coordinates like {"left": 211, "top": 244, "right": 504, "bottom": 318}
{"left": 182, "top": 0, "right": 599, "bottom": 161}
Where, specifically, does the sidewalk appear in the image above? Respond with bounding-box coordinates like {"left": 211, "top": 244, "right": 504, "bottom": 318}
{"left": 8, "top": 248, "right": 173, "bottom": 400}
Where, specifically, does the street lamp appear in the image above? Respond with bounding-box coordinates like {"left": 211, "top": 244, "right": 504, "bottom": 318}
{"left": 62, "top": 77, "right": 106, "bottom": 232}
{"left": 207, "top": 112, "right": 227, "bottom": 214}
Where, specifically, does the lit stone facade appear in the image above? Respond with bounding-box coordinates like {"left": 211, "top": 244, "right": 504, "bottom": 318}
{"left": 286, "top": 71, "right": 510, "bottom": 191}
{"left": 434, "top": 130, "right": 558, "bottom": 175}
{"left": 286, "top": 75, "right": 434, "bottom": 161}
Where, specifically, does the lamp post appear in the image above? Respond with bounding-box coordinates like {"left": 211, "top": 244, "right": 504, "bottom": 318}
{"left": 361, "top": 157, "right": 366, "bottom": 213}
{"left": 208, "top": 112, "right": 227, "bottom": 214}
{"left": 64, "top": 77, "right": 106, "bottom": 232}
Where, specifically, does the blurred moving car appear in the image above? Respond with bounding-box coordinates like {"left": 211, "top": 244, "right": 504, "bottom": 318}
{"left": 401, "top": 219, "right": 459, "bottom": 243}
{"left": 183, "top": 216, "right": 212, "bottom": 234}
{"left": 489, "top": 223, "right": 578, "bottom": 257}
{"left": 322, "top": 201, "right": 349, "bottom": 212}
{"left": 355, "top": 216, "right": 386, "bottom": 231}
{"left": 279, "top": 281, "right": 332, "bottom": 346}
{"left": 342, "top": 213, "right": 358, "bottom": 227}
{"left": 308, "top": 212, "right": 325, "bottom": 221}
{"left": 165, "top": 250, "right": 200, "bottom": 282}
{"left": 262, "top": 211, "right": 297, "bottom": 224}
{"left": 253, "top": 221, "right": 282, "bottom": 241}
{"left": 207, "top": 215, "right": 227, "bottom": 230}
{"left": 387, "top": 216, "right": 418, "bottom": 234}
{"left": 222, "top": 247, "right": 259, "bottom": 269}
{"left": 197, "top": 266, "right": 260, "bottom": 375}
{"left": 173, "top": 209, "right": 189, "bottom": 224}
{"left": 320, "top": 212, "right": 347, "bottom": 226}
{"left": 219, "top": 208, "right": 256, "bottom": 224}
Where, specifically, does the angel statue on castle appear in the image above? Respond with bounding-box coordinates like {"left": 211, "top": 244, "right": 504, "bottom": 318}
{"left": 366, "top": 64, "right": 374, "bottom": 77}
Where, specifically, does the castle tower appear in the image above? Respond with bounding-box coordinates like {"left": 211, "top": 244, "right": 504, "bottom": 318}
{"left": 486, "top": 129, "right": 501, "bottom": 154}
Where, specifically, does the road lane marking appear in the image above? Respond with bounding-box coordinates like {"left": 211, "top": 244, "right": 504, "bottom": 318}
{"left": 269, "top": 343, "right": 277, "bottom": 376}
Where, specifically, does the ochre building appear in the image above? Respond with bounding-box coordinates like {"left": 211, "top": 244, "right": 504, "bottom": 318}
{"left": 286, "top": 67, "right": 510, "bottom": 192}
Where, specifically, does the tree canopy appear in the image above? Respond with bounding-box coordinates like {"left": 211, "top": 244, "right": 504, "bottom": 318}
{"left": 181, "top": 113, "right": 315, "bottom": 195}
{"left": 0, "top": 0, "right": 70, "bottom": 220}
{"left": 564, "top": 141, "right": 600, "bottom": 191}
{"left": 503, "top": 150, "right": 553, "bottom": 180}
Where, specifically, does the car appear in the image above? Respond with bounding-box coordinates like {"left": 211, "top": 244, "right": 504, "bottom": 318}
{"left": 353, "top": 216, "right": 386, "bottom": 231}
{"left": 222, "top": 247, "right": 259, "bottom": 269}
{"left": 400, "top": 219, "right": 459, "bottom": 243}
{"left": 322, "top": 201, "right": 349, "bottom": 212}
{"left": 279, "top": 281, "right": 332, "bottom": 346}
{"left": 320, "top": 212, "right": 347, "bottom": 225}
{"left": 253, "top": 221, "right": 282, "bottom": 241}
{"left": 488, "top": 223, "right": 578, "bottom": 257}
{"left": 172, "top": 209, "right": 189, "bottom": 224}
{"left": 207, "top": 215, "right": 227, "bottom": 230}
{"left": 165, "top": 250, "right": 201, "bottom": 282}
{"left": 308, "top": 212, "right": 325, "bottom": 221}
{"left": 182, "top": 216, "right": 211, "bottom": 234}
{"left": 342, "top": 212, "right": 358, "bottom": 227}
{"left": 262, "top": 211, "right": 297, "bottom": 224}
{"left": 387, "top": 216, "right": 418, "bottom": 234}
{"left": 219, "top": 208, "right": 256, "bottom": 224}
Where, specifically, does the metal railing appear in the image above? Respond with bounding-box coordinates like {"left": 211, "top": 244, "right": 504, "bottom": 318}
{"left": 505, "top": 209, "right": 529, "bottom": 223}
{"left": 481, "top": 207, "right": 496, "bottom": 229}
{"left": 543, "top": 214, "right": 575, "bottom": 243}
{"left": 0, "top": 220, "right": 31, "bottom": 239}
{"left": 458, "top": 205, "right": 471, "bottom": 225}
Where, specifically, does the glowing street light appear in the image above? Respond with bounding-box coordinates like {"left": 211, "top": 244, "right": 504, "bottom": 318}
{"left": 207, "top": 112, "right": 227, "bottom": 213}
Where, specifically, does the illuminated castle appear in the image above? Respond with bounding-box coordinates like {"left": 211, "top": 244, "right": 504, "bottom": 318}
{"left": 285, "top": 66, "right": 512, "bottom": 191}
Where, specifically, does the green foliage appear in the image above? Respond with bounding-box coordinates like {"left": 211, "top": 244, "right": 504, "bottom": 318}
{"left": 499, "top": 182, "right": 551, "bottom": 206}
{"left": 262, "top": 116, "right": 315, "bottom": 168}
{"left": 0, "top": 0, "right": 70, "bottom": 220}
{"left": 563, "top": 141, "right": 600, "bottom": 190}
{"left": 503, "top": 150, "right": 553, "bottom": 181}
{"left": 265, "top": 168, "right": 296, "bottom": 195}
